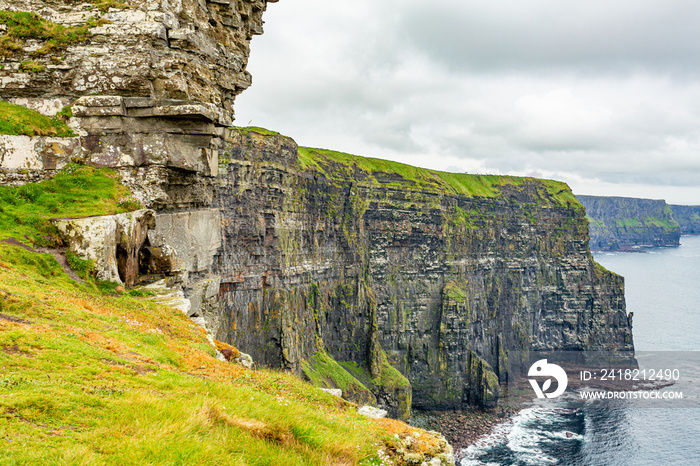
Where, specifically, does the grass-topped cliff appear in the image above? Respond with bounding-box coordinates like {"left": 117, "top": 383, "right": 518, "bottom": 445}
{"left": 231, "top": 126, "right": 582, "bottom": 212}
{"left": 0, "top": 165, "right": 450, "bottom": 465}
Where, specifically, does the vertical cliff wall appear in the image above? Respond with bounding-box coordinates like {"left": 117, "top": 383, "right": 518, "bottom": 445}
{"left": 209, "top": 130, "right": 634, "bottom": 416}
{"left": 670, "top": 205, "right": 700, "bottom": 235}
{"left": 577, "top": 195, "right": 680, "bottom": 250}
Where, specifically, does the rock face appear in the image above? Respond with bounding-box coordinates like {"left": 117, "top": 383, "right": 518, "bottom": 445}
{"left": 669, "top": 205, "right": 700, "bottom": 235}
{"left": 578, "top": 195, "right": 680, "bottom": 251}
{"left": 210, "top": 130, "right": 634, "bottom": 417}
{"left": 0, "top": 0, "right": 276, "bottom": 112}
{"left": 1, "top": 2, "right": 634, "bottom": 422}
{"left": 53, "top": 209, "right": 155, "bottom": 286}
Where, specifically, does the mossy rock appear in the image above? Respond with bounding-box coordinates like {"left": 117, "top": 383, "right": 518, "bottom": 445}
{"left": 301, "top": 349, "right": 377, "bottom": 406}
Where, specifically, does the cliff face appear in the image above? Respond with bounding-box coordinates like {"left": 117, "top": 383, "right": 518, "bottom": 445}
{"left": 209, "top": 131, "right": 634, "bottom": 415}
{"left": 669, "top": 205, "right": 700, "bottom": 235}
{"left": 1, "top": 2, "right": 634, "bottom": 421}
{"left": 577, "top": 195, "right": 680, "bottom": 251}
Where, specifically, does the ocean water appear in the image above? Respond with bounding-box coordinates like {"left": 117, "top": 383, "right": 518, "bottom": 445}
{"left": 459, "top": 235, "right": 700, "bottom": 466}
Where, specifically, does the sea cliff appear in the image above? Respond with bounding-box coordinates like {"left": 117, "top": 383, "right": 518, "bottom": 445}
{"left": 669, "top": 204, "right": 700, "bottom": 235}
{"left": 0, "top": 0, "right": 633, "bottom": 429}
{"left": 577, "top": 195, "right": 680, "bottom": 251}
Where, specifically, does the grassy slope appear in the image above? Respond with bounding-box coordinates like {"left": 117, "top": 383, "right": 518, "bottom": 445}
{"left": 0, "top": 165, "right": 439, "bottom": 465}
{"left": 0, "top": 164, "right": 138, "bottom": 247}
{"left": 0, "top": 101, "right": 74, "bottom": 138}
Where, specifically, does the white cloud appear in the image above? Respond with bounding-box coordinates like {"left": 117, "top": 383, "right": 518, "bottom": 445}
{"left": 236, "top": 0, "right": 700, "bottom": 204}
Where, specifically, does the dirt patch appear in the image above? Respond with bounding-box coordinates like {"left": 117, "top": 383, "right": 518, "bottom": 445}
{"left": 1, "top": 238, "right": 37, "bottom": 253}
{"left": 0, "top": 240, "right": 85, "bottom": 284}
{"left": 1, "top": 344, "right": 32, "bottom": 356}
{"left": 0, "top": 314, "right": 31, "bottom": 325}
{"left": 45, "top": 249, "right": 85, "bottom": 284}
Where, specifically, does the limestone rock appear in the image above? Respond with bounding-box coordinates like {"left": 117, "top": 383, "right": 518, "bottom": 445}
{"left": 53, "top": 209, "right": 155, "bottom": 286}
{"left": 214, "top": 129, "right": 634, "bottom": 414}
{"left": 148, "top": 209, "right": 222, "bottom": 285}
{"left": 235, "top": 352, "right": 254, "bottom": 369}
{"left": 0, "top": 0, "right": 275, "bottom": 109}
{"left": 0, "top": 135, "right": 80, "bottom": 172}
{"left": 319, "top": 388, "right": 342, "bottom": 397}
{"left": 357, "top": 406, "right": 388, "bottom": 419}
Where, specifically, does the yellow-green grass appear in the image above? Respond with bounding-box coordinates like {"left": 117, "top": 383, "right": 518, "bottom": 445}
{"left": 302, "top": 349, "right": 372, "bottom": 396}
{"left": 296, "top": 146, "right": 579, "bottom": 209}
{"left": 230, "top": 125, "right": 283, "bottom": 137}
{"left": 0, "top": 101, "right": 74, "bottom": 137}
{"left": 0, "top": 244, "right": 412, "bottom": 465}
{"left": 0, "top": 164, "right": 139, "bottom": 247}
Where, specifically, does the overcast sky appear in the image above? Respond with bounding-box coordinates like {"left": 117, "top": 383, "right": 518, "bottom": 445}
{"left": 235, "top": 0, "right": 700, "bottom": 205}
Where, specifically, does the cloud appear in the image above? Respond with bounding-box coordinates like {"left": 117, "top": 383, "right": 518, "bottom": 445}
{"left": 235, "top": 0, "right": 700, "bottom": 204}
{"left": 391, "top": 0, "right": 700, "bottom": 75}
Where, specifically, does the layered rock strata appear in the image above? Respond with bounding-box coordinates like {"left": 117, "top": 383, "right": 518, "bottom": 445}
{"left": 577, "top": 195, "right": 680, "bottom": 251}
{"left": 207, "top": 131, "right": 634, "bottom": 417}
{"left": 669, "top": 204, "right": 700, "bottom": 235}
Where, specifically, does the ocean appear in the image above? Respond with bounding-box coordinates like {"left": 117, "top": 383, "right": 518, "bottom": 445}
{"left": 459, "top": 235, "right": 700, "bottom": 465}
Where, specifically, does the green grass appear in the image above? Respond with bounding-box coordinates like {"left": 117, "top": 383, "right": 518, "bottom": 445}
{"left": 230, "top": 125, "right": 283, "bottom": 137}
{"left": 0, "top": 164, "right": 138, "bottom": 247}
{"left": 0, "top": 245, "right": 412, "bottom": 465}
{"left": 18, "top": 60, "right": 44, "bottom": 73}
{"left": 442, "top": 280, "right": 468, "bottom": 301}
{"left": 615, "top": 218, "right": 643, "bottom": 228}
{"left": 230, "top": 126, "right": 582, "bottom": 210}
{"left": 643, "top": 216, "right": 676, "bottom": 229}
{"left": 339, "top": 354, "right": 410, "bottom": 392}
{"left": 299, "top": 145, "right": 580, "bottom": 208}
{"left": 0, "top": 10, "right": 105, "bottom": 58}
{"left": 289, "top": 141, "right": 579, "bottom": 210}
{"left": 87, "top": 1, "right": 131, "bottom": 12}
{"left": 0, "top": 101, "right": 75, "bottom": 137}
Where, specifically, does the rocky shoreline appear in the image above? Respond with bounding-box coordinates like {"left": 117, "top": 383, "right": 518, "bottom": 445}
{"left": 411, "top": 404, "right": 519, "bottom": 458}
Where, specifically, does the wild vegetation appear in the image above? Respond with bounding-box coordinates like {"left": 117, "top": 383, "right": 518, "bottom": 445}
{"left": 0, "top": 164, "right": 134, "bottom": 247}
{"left": 295, "top": 146, "right": 580, "bottom": 209}
{"left": 225, "top": 125, "right": 580, "bottom": 211}
{"left": 0, "top": 10, "right": 106, "bottom": 58}
{"left": 0, "top": 101, "right": 74, "bottom": 137}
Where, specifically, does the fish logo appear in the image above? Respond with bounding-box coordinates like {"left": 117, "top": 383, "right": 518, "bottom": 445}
{"left": 528, "top": 359, "right": 568, "bottom": 399}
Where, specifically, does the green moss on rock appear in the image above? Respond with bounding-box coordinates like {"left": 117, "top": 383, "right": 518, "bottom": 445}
{"left": 0, "top": 10, "right": 103, "bottom": 58}
{"left": 301, "top": 349, "right": 377, "bottom": 406}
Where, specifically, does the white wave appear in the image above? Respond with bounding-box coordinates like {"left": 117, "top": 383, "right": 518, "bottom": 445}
{"left": 459, "top": 401, "right": 581, "bottom": 465}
